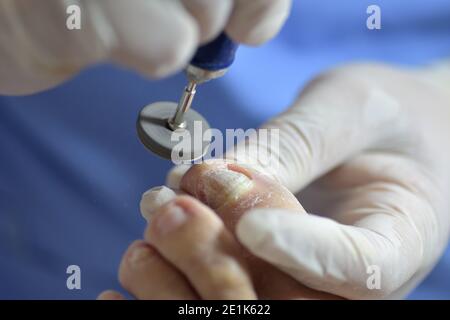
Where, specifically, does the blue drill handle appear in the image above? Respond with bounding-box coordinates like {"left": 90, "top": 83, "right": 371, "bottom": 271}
{"left": 190, "top": 33, "right": 239, "bottom": 71}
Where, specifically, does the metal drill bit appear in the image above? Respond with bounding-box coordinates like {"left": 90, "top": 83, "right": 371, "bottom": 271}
{"left": 136, "top": 77, "right": 210, "bottom": 160}
{"left": 168, "top": 80, "right": 197, "bottom": 130}
{"left": 136, "top": 32, "right": 238, "bottom": 161}
{"left": 136, "top": 64, "right": 227, "bottom": 161}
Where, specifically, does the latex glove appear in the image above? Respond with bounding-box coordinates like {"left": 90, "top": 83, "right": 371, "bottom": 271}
{"left": 0, "top": 0, "right": 291, "bottom": 95}
{"left": 168, "top": 62, "right": 450, "bottom": 299}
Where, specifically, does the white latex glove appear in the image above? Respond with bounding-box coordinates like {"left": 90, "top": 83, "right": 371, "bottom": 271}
{"left": 0, "top": 0, "right": 291, "bottom": 95}
{"left": 167, "top": 62, "right": 450, "bottom": 299}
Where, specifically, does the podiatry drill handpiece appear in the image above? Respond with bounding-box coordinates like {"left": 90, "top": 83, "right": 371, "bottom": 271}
{"left": 137, "top": 33, "right": 239, "bottom": 160}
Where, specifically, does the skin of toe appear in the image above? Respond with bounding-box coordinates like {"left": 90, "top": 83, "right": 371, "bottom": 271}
{"left": 145, "top": 196, "right": 257, "bottom": 300}
{"left": 119, "top": 240, "right": 198, "bottom": 300}
{"left": 97, "top": 290, "right": 125, "bottom": 300}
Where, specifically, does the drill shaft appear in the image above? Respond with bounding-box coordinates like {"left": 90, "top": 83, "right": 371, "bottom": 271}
{"left": 168, "top": 80, "right": 197, "bottom": 130}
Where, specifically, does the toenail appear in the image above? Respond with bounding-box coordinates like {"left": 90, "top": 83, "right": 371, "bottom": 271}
{"left": 140, "top": 186, "right": 177, "bottom": 221}
{"left": 129, "top": 244, "right": 154, "bottom": 266}
{"left": 154, "top": 203, "right": 188, "bottom": 236}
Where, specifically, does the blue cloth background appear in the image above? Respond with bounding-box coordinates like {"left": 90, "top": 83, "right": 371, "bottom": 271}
{"left": 0, "top": 0, "right": 449, "bottom": 299}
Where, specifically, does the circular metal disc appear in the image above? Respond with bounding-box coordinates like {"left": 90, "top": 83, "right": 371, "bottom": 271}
{"left": 137, "top": 101, "right": 211, "bottom": 161}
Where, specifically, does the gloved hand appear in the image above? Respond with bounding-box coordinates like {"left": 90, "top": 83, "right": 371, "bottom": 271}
{"left": 0, "top": 0, "right": 291, "bottom": 95}
{"left": 167, "top": 62, "right": 450, "bottom": 299}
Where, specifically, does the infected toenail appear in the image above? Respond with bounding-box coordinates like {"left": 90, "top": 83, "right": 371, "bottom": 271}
{"left": 199, "top": 169, "right": 253, "bottom": 209}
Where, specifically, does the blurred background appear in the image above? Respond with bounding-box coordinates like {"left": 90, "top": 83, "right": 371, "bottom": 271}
{"left": 0, "top": 0, "right": 449, "bottom": 299}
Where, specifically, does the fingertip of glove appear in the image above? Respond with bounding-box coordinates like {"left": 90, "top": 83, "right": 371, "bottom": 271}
{"left": 107, "top": 0, "right": 200, "bottom": 78}
{"left": 226, "top": 0, "right": 292, "bottom": 46}
{"left": 236, "top": 208, "right": 291, "bottom": 251}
